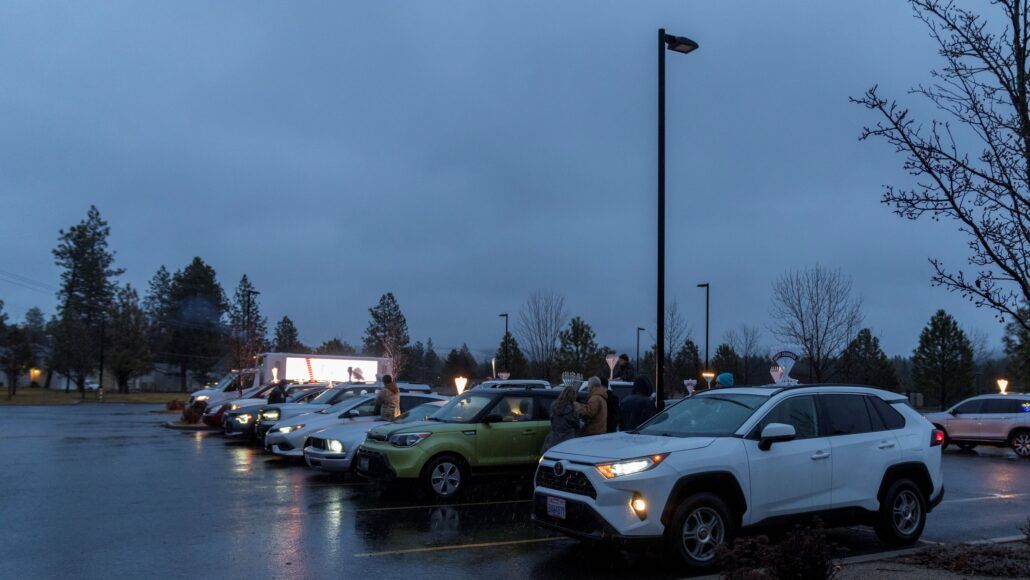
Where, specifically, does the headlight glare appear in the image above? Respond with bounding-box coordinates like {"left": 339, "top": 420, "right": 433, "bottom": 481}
{"left": 235, "top": 414, "right": 252, "bottom": 424}
{"left": 595, "top": 454, "right": 668, "bottom": 479}
{"left": 279, "top": 424, "right": 305, "bottom": 433}
{"left": 261, "top": 410, "right": 280, "bottom": 420}
{"left": 328, "top": 440, "right": 344, "bottom": 453}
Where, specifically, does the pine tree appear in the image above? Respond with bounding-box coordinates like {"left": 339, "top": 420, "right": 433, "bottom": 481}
{"left": 839, "top": 328, "right": 899, "bottom": 390}
{"left": 1003, "top": 306, "right": 1030, "bottom": 389}
{"left": 362, "top": 293, "right": 410, "bottom": 378}
{"left": 167, "top": 257, "right": 227, "bottom": 390}
{"left": 143, "top": 265, "right": 174, "bottom": 362}
{"left": 671, "top": 340, "right": 702, "bottom": 393}
{"left": 401, "top": 341, "right": 427, "bottom": 383}
{"left": 272, "top": 316, "right": 307, "bottom": 353}
{"left": 423, "top": 338, "right": 443, "bottom": 386}
{"left": 107, "top": 285, "right": 152, "bottom": 392}
{"left": 711, "top": 344, "right": 741, "bottom": 379}
{"left": 314, "top": 338, "right": 357, "bottom": 356}
{"left": 556, "top": 317, "right": 606, "bottom": 377}
{"left": 912, "top": 310, "right": 975, "bottom": 410}
{"left": 51, "top": 206, "right": 123, "bottom": 392}
{"left": 495, "top": 332, "right": 529, "bottom": 378}
{"left": 441, "top": 344, "right": 479, "bottom": 386}
{"left": 2, "top": 324, "right": 36, "bottom": 399}
{"left": 22, "top": 307, "right": 49, "bottom": 383}
{"left": 227, "top": 275, "right": 267, "bottom": 371}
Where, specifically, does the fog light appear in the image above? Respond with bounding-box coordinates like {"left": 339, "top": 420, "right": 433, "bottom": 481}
{"left": 630, "top": 493, "right": 647, "bottom": 520}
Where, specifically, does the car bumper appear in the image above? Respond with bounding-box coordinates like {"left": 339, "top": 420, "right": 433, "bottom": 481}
{"left": 928, "top": 486, "right": 945, "bottom": 512}
{"left": 354, "top": 442, "right": 426, "bottom": 480}
{"left": 305, "top": 447, "right": 353, "bottom": 472}
{"left": 223, "top": 419, "right": 256, "bottom": 437}
{"left": 531, "top": 494, "right": 659, "bottom": 546}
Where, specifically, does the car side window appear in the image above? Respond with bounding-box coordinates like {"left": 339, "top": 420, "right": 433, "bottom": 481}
{"left": 534, "top": 396, "right": 556, "bottom": 420}
{"left": 489, "top": 396, "right": 535, "bottom": 422}
{"left": 753, "top": 395, "right": 820, "bottom": 439}
{"left": 867, "top": 396, "right": 906, "bottom": 430}
{"left": 822, "top": 395, "right": 873, "bottom": 436}
{"left": 864, "top": 397, "right": 887, "bottom": 431}
{"left": 344, "top": 399, "right": 377, "bottom": 417}
{"left": 952, "top": 399, "right": 984, "bottom": 414}
{"left": 983, "top": 399, "right": 1025, "bottom": 414}
{"left": 399, "top": 396, "right": 432, "bottom": 412}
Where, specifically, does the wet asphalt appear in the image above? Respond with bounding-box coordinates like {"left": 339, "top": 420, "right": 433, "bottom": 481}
{"left": 0, "top": 404, "right": 1027, "bottom": 580}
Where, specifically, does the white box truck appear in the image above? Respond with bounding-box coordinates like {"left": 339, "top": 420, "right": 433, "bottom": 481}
{"left": 252, "top": 352, "right": 392, "bottom": 388}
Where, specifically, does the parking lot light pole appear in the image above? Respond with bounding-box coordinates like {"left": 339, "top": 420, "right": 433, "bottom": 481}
{"left": 697, "top": 282, "right": 710, "bottom": 370}
{"left": 499, "top": 313, "right": 509, "bottom": 373}
{"left": 657, "top": 28, "right": 699, "bottom": 410}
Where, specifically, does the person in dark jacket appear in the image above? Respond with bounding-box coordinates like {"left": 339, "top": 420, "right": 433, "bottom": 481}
{"left": 619, "top": 377, "right": 657, "bottom": 431}
{"left": 612, "top": 354, "right": 635, "bottom": 381}
{"left": 267, "top": 381, "right": 287, "bottom": 404}
{"left": 602, "top": 377, "right": 620, "bottom": 433}
{"left": 541, "top": 385, "right": 581, "bottom": 452}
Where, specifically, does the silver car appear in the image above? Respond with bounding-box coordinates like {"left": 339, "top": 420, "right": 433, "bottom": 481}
{"left": 924, "top": 394, "right": 1030, "bottom": 457}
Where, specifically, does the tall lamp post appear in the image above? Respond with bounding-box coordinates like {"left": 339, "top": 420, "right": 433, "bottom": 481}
{"left": 499, "top": 313, "right": 509, "bottom": 373}
{"left": 697, "top": 282, "right": 710, "bottom": 370}
{"left": 657, "top": 29, "right": 700, "bottom": 410}
{"left": 636, "top": 327, "right": 645, "bottom": 370}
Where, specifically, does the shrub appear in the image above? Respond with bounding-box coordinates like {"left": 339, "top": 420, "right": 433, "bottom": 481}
{"left": 166, "top": 400, "right": 185, "bottom": 411}
{"left": 718, "top": 520, "right": 840, "bottom": 580}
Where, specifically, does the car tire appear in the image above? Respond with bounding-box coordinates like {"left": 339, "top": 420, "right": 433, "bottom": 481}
{"left": 665, "top": 492, "right": 736, "bottom": 571}
{"left": 1010, "top": 430, "right": 1030, "bottom": 458}
{"left": 422, "top": 454, "right": 467, "bottom": 500}
{"left": 874, "top": 478, "right": 927, "bottom": 547}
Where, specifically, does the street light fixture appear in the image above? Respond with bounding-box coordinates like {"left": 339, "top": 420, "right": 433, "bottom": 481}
{"left": 697, "top": 282, "right": 710, "bottom": 371}
{"left": 656, "top": 28, "right": 700, "bottom": 412}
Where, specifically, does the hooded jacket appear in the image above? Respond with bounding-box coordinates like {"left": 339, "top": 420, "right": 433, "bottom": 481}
{"left": 579, "top": 386, "right": 609, "bottom": 436}
{"left": 619, "top": 378, "right": 657, "bottom": 431}
{"left": 541, "top": 402, "right": 581, "bottom": 452}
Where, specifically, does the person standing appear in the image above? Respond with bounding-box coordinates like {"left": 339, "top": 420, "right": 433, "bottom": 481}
{"left": 578, "top": 377, "right": 609, "bottom": 436}
{"left": 377, "top": 374, "right": 400, "bottom": 420}
{"left": 619, "top": 377, "right": 657, "bottom": 430}
{"left": 267, "top": 381, "right": 287, "bottom": 404}
{"left": 541, "top": 385, "right": 581, "bottom": 453}
{"left": 602, "top": 376, "right": 621, "bottom": 433}
{"left": 612, "top": 354, "right": 635, "bottom": 381}
{"left": 715, "top": 373, "right": 734, "bottom": 389}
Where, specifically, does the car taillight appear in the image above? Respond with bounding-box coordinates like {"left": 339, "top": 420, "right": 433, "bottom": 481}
{"left": 931, "top": 429, "right": 945, "bottom": 447}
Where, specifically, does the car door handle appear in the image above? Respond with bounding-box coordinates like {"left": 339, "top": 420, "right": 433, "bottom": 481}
{"left": 522, "top": 429, "right": 535, "bottom": 435}
{"left": 810, "top": 451, "right": 831, "bottom": 460}
{"left": 878, "top": 442, "right": 896, "bottom": 449}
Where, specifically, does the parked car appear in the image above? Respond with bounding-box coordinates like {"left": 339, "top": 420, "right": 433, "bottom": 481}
{"left": 472, "top": 380, "right": 553, "bottom": 391}
{"left": 202, "top": 382, "right": 316, "bottom": 428}
{"left": 534, "top": 384, "right": 944, "bottom": 570}
{"left": 187, "top": 371, "right": 248, "bottom": 407}
{"left": 223, "top": 386, "right": 329, "bottom": 439}
{"left": 305, "top": 401, "right": 448, "bottom": 473}
{"left": 253, "top": 382, "right": 433, "bottom": 440}
{"left": 924, "top": 394, "right": 1030, "bottom": 457}
{"left": 265, "top": 393, "right": 448, "bottom": 458}
{"left": 355, "top": 388, "right": 561, "bottom": 499}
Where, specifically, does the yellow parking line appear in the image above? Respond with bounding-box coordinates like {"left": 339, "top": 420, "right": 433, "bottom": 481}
{"left": 354, "top": 536, "right": 569, "bottom": 557}
{"left": 354, "top": 499, "right": 532, "bottom": 512}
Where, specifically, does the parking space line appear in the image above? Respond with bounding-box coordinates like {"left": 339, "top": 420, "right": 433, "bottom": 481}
{"left": 354, "top": 499, "right": 532, "bottom": 512}
{"left": 354, "top": 536, "right": 570, "bottom": 557}
{"left": 940, "top": 492, "right": 1028, "bottom": 504}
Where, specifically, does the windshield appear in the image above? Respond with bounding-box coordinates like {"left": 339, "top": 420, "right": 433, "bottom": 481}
{"left": 396, "top": 403, "right": 443, "bottom": 424}
{"left": 637, "top": 394, "right": 768, "bottom": 437}
{"left": 320, "top": 395, "right": 372, "bottom": 415}
{"left": 310, "top": 388, "right": 345, "bottom": 406}
{"left": 432, "top": 393, "right": 494, "bottom": 423}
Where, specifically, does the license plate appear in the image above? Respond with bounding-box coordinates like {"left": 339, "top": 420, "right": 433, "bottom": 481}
{"left": 546, "top": 496, "right": 566, "bottom": 520}
{"left": 359, "top": 457, "right": 369, "bottom": 471}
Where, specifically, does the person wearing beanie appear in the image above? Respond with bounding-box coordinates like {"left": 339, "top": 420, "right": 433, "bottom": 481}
{"left": 619, "top": 376, "right": 657, "bottom": 431}
{"left": 715, "top": 373, "right": 734, "bottom": 388}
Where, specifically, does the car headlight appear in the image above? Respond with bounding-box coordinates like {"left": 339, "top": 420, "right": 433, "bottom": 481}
{"left": 595, "top": 454, "right": 668, "bottom": 479}
{"left": 235, "top": 414, "right": 252, "bottom": 424}
{"left": 195, "top": 395, "right": 209, "bottom": 402}
{"left": 229, "top": 403, "right": 240, "bottom": 411}
{"left": 261, "top": 410, "right": 280, "bottom": 421}
{"left": 389, "top": 432, "right": 431, "bottom": 447}
{"left": 328, "top": 440, "right": 344, "bottom": 453}
{"left": 279, "top": 424, "right": 305, "bottom": 434}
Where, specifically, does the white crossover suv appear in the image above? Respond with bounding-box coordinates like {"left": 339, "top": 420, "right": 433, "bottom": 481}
{"left": 924, "top": 394, "right": 1030, "bottom": 457}
{"left": 534, "top": 385, "right": 944, "bottom": 570}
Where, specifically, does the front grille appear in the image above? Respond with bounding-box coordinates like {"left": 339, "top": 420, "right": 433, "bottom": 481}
{"left": 308, "top": 437, "right": 328, "bottom": 450}
{"left": 356, "top": 449, "right": 393, "bottom": 478}
{"left": 535, "top": 466, "right": 597, "bottom": 499}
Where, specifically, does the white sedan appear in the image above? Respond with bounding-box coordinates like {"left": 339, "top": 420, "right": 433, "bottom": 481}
{"left": 265, "top": 393, "right": 448, "bottom": 457}
{"left": 304, "top": 401, "right": 447, "bottom": 473}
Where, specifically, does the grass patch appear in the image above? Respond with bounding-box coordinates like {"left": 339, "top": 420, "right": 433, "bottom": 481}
{"left": 0, "top": 388, "right": 187, "bottom": 406}
{"left": 902, "top": 544, "right": 1030, "bottom": 577}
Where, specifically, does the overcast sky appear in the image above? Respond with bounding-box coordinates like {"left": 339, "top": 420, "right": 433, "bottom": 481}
{"left": 0, "top": 0, "right": 1008, "bottom": 360}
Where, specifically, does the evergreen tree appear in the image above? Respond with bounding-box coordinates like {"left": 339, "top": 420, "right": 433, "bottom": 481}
{"left": 272, "top": 316, "right": 307, "bottom": 353}
{"left": 839, "top": 328, "right": 899, "bottom": 390}
{"left": 167, "top": 257, "right": 227, "bottom": 391}
{"left": 671, "top": 340, "right": 703, "bottom": 394}
{"left": 106, "top": 285, "right": 152, "bottom": 392}
{"left": 912, "top": 310, "right": 975, "bottom": 410}
{"left": 555, "top": 317, "right": 607, "bottom": 377}
{"left": 362, "top": 293, "right": 410, "bottom": 378}
{"left": 143, "top": 265, "right": 174, "bottom": 362}
{"left": 423, "top": 338, "right": 443, "bottom": 386}
{"left": 401, "top": 341, "right": 427, "bottom": 383}
{"left": 441, "top": 344, "right": 479, "bottom": 387}
{"left": 51, "top": 206, "right": 123, "bottom": 392}
{"left": 711, "top": 343, "right": 741, "bottom": 379}
{"left": 314, "top": 338, "right": 357, "bottom": 356}
{"left": 1003, "top": 306, "right": 1030, "bottom": 389}
{"left": 495, "top": 332, "right": 529, "bottom": 378}
{"left": 227, "top": 275, "right": 268, "bottom": 371}
{"left": 22, "top": 307, "right": 49, "bottom": 383}
{"left": 2, "top": 324, "right": 36, "bottom": 399}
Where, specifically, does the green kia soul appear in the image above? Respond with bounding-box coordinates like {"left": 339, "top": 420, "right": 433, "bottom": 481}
{"left": 356, "top": 388, "right": 559, "bottom": 499}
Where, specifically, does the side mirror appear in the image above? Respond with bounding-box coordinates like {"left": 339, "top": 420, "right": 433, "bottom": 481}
{"left": 347, "top": 409, "right": 361, "bottom": 417}
{"left": 949, "top": 409, "right": 958, "bottom": 416}
{"left": 758, "top": 423, "right": 797, "bottom": 451}
{"left": 482, "top": 414, "right": 503, "bottom": 424}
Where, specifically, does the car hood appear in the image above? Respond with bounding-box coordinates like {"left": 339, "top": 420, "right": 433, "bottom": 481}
{"left": 548, "top": 432, "right": 717, "bottom": 462}
{"left": 368, "top": 420, "right": 470, "bottom": 439}
{"left": 269, "top": 403, "right": 326, "bottom": 415}
{"left": 317, "top": 420, "right": 390, "bottom": 440}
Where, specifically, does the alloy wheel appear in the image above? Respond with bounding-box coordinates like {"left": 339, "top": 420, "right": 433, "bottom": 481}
{"left": 1013, "top": 433, "right": 1030, "bottom": 457}
{"left": 430, "top": 462, "right": 461, "bottom": 496}
{"left": 681, "top": 507, "right": 725, "bottom": 562}
{"left": 892, "top": 489, "right": 921, "bottom": 535}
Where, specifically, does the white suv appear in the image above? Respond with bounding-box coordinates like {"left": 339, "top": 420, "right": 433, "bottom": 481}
{"left": 924, "top": 394, "right": 1030, "bottom": 457}
{"left": 534, "top": 385, "right": 944, "bottom": 570}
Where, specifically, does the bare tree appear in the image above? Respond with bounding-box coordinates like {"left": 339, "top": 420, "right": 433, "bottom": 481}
{"left": 853, "top": 0, "right": 1030, "bottom": 332}
{"left": 725, "top": 324, "right": 763, "bottom": 384}
{"left": 770, "top": 265, "right": 864, "bottom": 382}
{"left": 515, "top": 290, "right": 568, "bottom": 380}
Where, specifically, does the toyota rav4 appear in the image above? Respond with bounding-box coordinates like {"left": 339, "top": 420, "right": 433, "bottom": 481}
{"left": 534, "top": 385, "right": 944, "bottom": 571}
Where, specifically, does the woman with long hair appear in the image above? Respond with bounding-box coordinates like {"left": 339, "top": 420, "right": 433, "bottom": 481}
{"left": 540, "top": 385, "right": 582, "bottom": 453}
